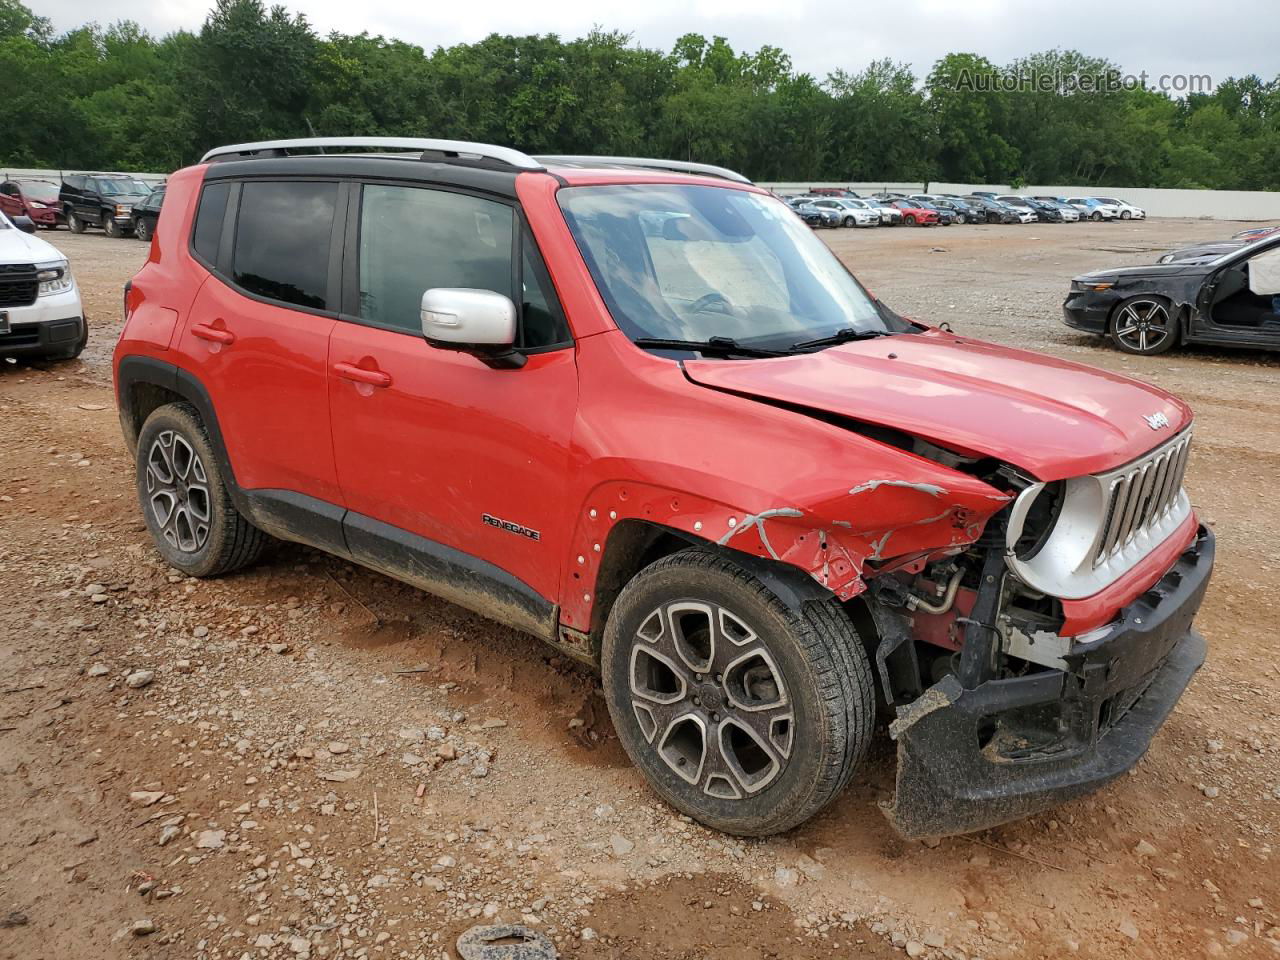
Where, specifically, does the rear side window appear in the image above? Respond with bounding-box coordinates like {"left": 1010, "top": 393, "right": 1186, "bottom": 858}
{"left": 233, "top": 181, "right": 337, "bottom": 310}
{"left": 192, "top": 182, "right": 229, "bottom": 264}
{"left": 357, "top": 184, "right": 513, "bottom": 332}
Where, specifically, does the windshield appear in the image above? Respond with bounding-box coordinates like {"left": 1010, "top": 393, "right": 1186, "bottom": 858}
{"left": 558, "top": 184, "right": 892, "bottom": 349}
{"left": 95, "top": 178, "right": 149, "bottom": 196}
{"left": 16, "top": 181, "right": 59, "bottom": 202}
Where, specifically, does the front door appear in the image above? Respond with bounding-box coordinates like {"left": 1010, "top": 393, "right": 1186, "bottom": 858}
{"left": 327, "top": 182, "right": 578, "bottom": 627}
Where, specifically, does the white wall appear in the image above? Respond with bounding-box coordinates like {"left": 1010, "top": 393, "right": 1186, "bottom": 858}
{"left": 762, "top": 181, "right": 1280, "bottom": 221}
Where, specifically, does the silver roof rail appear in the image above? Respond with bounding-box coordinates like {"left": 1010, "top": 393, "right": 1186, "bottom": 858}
{"left": 200, "top": 137, "right": 543, "bottom": 170}
{"left": 534, "top": 155, "right": 751, "bottom": 184}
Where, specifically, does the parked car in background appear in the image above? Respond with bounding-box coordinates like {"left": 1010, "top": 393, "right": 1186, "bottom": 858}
{"left": 807, "top": 198, "right": 878, "bottom": 227}
{"left": 885, "top": 198, "right": 939, "bottom": 226}
{"left": 993, "top": 196, "right": 1040, "bottom": 223}
{"left": 786, "top": 197, "right": 839, "bottom": 228}
{"left": 0, "top": 179, "right": 63, "bottom": 229}
{"left": 1036, "top": 199, "right": 1081, "bottom": 222}
{"left": 909, "top": 195, "right": 976, "bottom": 224}
{"left": 1092, "top": 197, "right": 1145, "bottom": 220}
{"left": 0, "top": 211, "right": 87, "bottom": 360}
{"left": 1066, "top": 197, "right": 1120, "bottom": 221}
{"left": 999, "top": 196, "right": 1065, "bottom": 223}
{"left": 60, "top": 174, "right": 153, "bottom": 237}
{"left": 964, "top": 196, "right": 1020, "bottom": 224}
{"left": 809, "top": 187, "right": 859, "bottom": 197}
{"left": 936, "top": 195, "right": 994, "bottom": 224}
{"left": 865, "top": 198, "right": 904, "bottom": 225}
{"left": 129, "top": 184, "right": 166, "bottom": 242}
{"left": 1232, "top": 226, "right": 1279, "bottom": 241}
{"left": 1066, "top": 231, "right": 1280, "bottom": 354}
{"left": 908, "top": 199, "right": 954, "bottom": 226}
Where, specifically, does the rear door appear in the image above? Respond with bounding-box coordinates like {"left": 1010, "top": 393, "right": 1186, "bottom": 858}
{"left": 177, "top": 178, "right": 346, "bottom": 544}
{"left": 327, "top": 181, "right": 578, "bottom": 625}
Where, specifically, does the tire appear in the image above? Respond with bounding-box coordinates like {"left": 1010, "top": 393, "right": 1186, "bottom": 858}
{"left": 1109, "top": 296, "right": 1176, "bottom": 356}
{"left": 67, "top": 210, "right": 85, "bottom": 234}
{"left": 135, "top": 218, "right": 152, "bottom": 243}
{"left": 955, "top": 213, "right": 966, "bottom": 224}
{"left": 843, "top": 216, "right": 855, "bottom": 227}
{"left": 1120, "top": 210, "right": 1131, "bottom": 220}
{"left": 904, "top": 214, "right": 917, "bottom": 226}
{"left": 1090, "top": 211, "right": 1102, "bottom": 221}
{"left": 601, "top": 549, "right": 875, "bottom": 836}
{"left": 135, "top": 403, "right": 269, "bottom": 577}
{"left": 104, "top": 215, "right": 124, "bottom": 238}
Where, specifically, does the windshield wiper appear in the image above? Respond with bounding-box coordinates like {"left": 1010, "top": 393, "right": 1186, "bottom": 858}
{"left": 633, "top": 336, "right": 787, "bottom": 358}
{"left": 786, "top": 327, "right": 889, "bottom": 352}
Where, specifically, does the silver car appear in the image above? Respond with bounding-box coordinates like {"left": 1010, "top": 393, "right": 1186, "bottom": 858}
{"left": 808, "top": 197, "right": 880, "bottom": 227}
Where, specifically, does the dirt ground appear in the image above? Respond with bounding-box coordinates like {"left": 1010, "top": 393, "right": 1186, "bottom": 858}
{"left": 2, "top": 218, "right": 1278, "bottom": 960}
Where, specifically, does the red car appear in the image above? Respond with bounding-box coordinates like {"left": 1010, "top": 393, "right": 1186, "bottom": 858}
{"left": 888, "top": 198, "right": 940, "bottom": 226}
{"left": 113, "top": 138, "right": 1211, "bottom": 839}
{"left": 0, "top": 178, "right": 63, "bottom": 228}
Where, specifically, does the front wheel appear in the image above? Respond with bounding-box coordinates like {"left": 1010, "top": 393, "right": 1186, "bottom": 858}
{"left": 104, "top": 216, "right": 124, "bottom": 238}
{"left": 842, "top": 216, "right": 855, "bottom": 227}
{"left": 601, "top": 550, "right": 875, "bottom": 836}
{"left": 904, "top": 214, "right": 917, "bottom": 226}
{"left": 1120, "top": 210, "right": 1131, "bottom": 220}
{"left": 1110, "top": 296, "right": 1176, "bottom": 355}
{"left": 135, "top": 218, "right": 152, "bottom": 243}
{"left": 67, "top": 211, "right": 85, "bottom": 234}
{"left": 1091, "top": 211, "right": 1103, "bottom": 221}
{"left": 136, "top": 403, "right": 269, "bottom": 577}
{"left": 954, "top": 213, "right": 966, "bottom": 224}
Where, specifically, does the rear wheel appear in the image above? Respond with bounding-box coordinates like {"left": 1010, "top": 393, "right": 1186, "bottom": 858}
{"left": 1110, "top": 296, "right": 1176, "bottom": 355}
{"left": 601, "top": 549, "right": 875, "bottom": 836}
{"left": 136, "top": 403, "right": 269, "bottom": 577}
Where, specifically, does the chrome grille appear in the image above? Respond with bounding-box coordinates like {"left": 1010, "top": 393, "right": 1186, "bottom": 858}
{"left": 1094, "top": 431, "right": 1192, "bottom": 568}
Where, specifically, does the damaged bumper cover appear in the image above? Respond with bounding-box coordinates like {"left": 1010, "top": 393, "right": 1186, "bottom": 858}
{"left": 885, "top": 525, "right": 1214, "bottom": 838}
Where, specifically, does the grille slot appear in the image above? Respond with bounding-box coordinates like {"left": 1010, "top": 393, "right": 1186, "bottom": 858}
{"left": 1094, "top": 431, "right": 1191, "bottom": 568}
{"left": 0, "top": 263, "right": 38, "bottom": 308}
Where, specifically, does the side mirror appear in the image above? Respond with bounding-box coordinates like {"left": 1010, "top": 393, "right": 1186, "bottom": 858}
{"left": 420, "top": 287, "right": 524, "bottom": 369}
{"left": 13, "top": 215, "right": 36, "bottom": 234}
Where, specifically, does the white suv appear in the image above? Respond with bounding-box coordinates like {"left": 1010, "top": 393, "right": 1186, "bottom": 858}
{"left": 0, "top": 213, "right": 86, "bottom": 361}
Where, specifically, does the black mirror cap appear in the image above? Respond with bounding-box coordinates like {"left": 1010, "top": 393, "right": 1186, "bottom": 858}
{"left": 13, "top": 215, "right": 36, "bottom": 234}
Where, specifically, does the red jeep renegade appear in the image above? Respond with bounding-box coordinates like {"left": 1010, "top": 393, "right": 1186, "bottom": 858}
{"left": 113, "top": 138, "right": 1213, "bottom": 838}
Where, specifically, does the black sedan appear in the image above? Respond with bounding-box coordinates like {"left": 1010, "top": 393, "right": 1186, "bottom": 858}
{"left": 129, "top": 184, "right": 165, "bottom": 242}
{"left": 1063, "top": 233, "right": 1280, "bottom": 354}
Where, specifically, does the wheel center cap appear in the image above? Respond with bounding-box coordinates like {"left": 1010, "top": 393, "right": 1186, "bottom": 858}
{"left": 697, "top": 682, "right": 723, "bottom": 712}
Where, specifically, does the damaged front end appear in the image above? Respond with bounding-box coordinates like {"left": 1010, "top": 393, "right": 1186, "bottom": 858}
{"left": 865, "top": 456, "right": 1214, "bottom": 837}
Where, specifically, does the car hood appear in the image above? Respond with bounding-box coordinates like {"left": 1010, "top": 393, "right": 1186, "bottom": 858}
{"left": 0, "top": 223, "right": 63, "bottom": 264}
{"left": 1076, "top": 262, "right": 1206, "bottom": 281}
{"left": 683, "top": 330, "right": 1191, "bottom": 481}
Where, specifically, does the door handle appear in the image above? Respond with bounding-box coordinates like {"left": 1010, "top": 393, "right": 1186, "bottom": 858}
{"left": 191, "top": 323, "right": 235, "bottom": 345}
{"left": 333, "top": 362, "right": 392, "bottom": 388}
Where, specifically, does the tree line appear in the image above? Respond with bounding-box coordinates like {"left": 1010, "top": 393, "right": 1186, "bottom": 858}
{"left": 3, "top": 0, "right": 1278, "bottom": 190}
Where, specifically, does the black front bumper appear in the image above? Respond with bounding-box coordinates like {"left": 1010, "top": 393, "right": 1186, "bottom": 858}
{"left": 0, "top": 317, "right": 87, "bottom": 358}
{"left": 1062, "top": 288, "right": 1123, "bottom": 333}
{"left": 885, "top": 525, "right": 1214, "bottom": 838}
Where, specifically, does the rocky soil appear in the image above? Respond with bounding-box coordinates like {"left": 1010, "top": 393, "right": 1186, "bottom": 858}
{"left": 1, "top": 218, "right": 1277, "bottom": 960}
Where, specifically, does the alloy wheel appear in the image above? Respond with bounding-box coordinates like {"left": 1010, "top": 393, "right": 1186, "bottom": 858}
{"left": 145, "top": 430, "right": 212, "bottom": 553}
{"left": 628, "top": 601, "right": 793, "bottom": 800}
{"left": 1113, "top": 299, "right": 1171, "bottom": 353}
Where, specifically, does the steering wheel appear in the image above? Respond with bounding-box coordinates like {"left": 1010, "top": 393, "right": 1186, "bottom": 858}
{"left": 690, "top": 292, "right": 736, "bottom": 316}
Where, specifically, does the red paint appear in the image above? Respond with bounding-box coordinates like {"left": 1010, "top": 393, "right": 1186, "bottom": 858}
{"left": 0, "top": 180, "right": 60, "bottom": 226}
{"left": 683, "top": 329, "right": 1192, "bottom": 481}
{"left": 115, "top": 160, "right": 1199, "bottom": 650}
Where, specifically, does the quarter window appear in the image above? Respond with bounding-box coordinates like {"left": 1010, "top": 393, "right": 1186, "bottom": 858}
{"left": 192, "top": 183, "right": 230, "bottom": 265}
{"left": 358, "top": 184, "right": 514, "bottom": 333}
{"left": 232, "top": 181, "right": 337, "bottom": 310}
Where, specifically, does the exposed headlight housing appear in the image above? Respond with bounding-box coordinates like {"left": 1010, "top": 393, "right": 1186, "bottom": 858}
{"left": 36, "top": 259, "right": 73, "bottom": 296}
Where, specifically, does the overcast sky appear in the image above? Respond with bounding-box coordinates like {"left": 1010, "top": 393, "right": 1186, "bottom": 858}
{"left": 31, "top": 0, "right": 1280, "bottom": 90}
